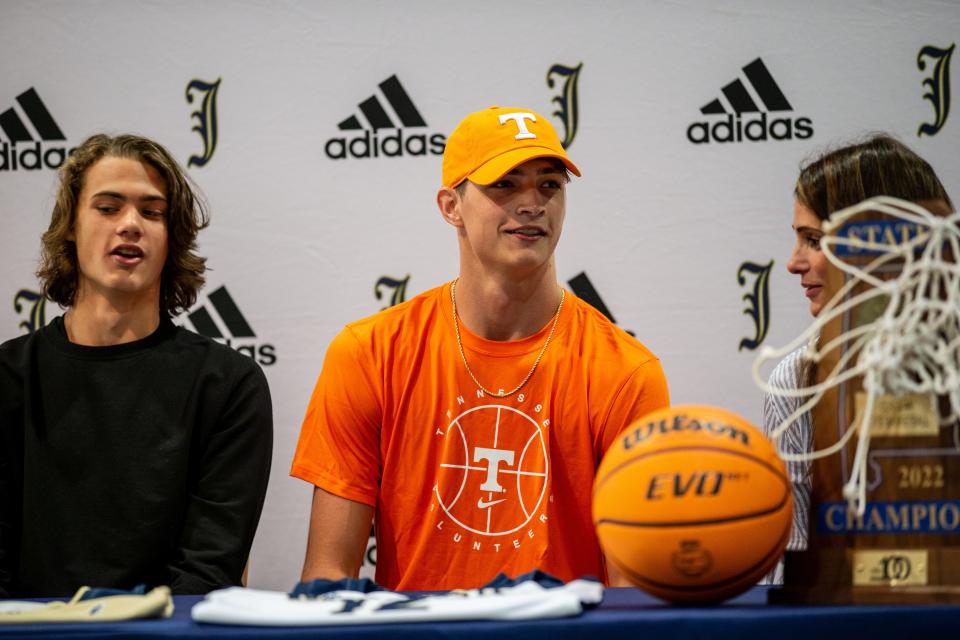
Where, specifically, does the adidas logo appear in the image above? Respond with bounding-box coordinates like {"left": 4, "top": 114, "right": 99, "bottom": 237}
{"left": 567, "top": 271, "right": 635, "bottom": 337}
{"left": 0, "top": 87, "right": 74, "bottom": 171}
{"left": 686, "top": 58, "right": 813, "bottom": 144}
{"left": 325, "top": 74, "right": 446, "bottom": 160}
{"left": 181, "top": 285, "right": 276, "bottom": 366}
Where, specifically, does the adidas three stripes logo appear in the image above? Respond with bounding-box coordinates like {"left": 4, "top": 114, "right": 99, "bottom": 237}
{"left": 0, "top": 88, "right": 65, "bottom": 143}
{"left": 700, "top": 58, "right": 793, "bottom": 115}
{"left": 186, "top": 286, "right": 256, "bottom": 339}
{"left": 338, "top": 75, "right": 427, "bottom": 131}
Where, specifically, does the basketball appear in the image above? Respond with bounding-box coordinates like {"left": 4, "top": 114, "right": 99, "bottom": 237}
{"left": 592, "top": 405, "right": 792, "bottom": 603}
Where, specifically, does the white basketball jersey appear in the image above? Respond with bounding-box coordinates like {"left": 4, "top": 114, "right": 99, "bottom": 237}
{"left": 191, "top": 576, "right": 603, "bottom": 626}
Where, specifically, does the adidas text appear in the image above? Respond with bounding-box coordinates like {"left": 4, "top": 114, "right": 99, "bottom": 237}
{"left": 222, "top": 339, "right": 277, "bottom": 366}
{"left": 325, "top": 130, "right": 446, "bottom": 160}
{"left": 0, "top": 142, "right": 73, "bottom": 171}
{"left": 687, "top": 112, "right": 813, "bottom": 144}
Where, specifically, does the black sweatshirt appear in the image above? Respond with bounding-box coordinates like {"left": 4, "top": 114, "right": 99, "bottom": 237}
{"left": 0, "top": 316, "right": 273, "bottom": 597}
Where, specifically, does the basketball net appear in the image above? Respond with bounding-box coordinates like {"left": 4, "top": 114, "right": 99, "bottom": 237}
{"left": 753, "top": 196, "right": 960, "bottom": 517}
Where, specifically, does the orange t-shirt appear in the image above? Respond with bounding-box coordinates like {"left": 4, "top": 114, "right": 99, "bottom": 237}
{"left": 291, "top": 283, "right": 669, "bottom": 590}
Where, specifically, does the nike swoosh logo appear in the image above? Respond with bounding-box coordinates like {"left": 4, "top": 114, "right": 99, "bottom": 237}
{"left": 477, "top": 497, "right": 506, "bottom": 509}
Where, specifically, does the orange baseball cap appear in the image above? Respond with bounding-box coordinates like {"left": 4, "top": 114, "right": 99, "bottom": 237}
{"left": 441, "top": 106, "right": 581, "bottom": 188}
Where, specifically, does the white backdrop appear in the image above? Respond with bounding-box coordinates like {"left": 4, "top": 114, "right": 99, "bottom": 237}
{"left": 2, "top": 0, "right": 958, "bottom": 589}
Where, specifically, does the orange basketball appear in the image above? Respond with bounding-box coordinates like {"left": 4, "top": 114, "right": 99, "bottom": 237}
{"left": 592, "top": 405, "right": 792, "bottom": 603}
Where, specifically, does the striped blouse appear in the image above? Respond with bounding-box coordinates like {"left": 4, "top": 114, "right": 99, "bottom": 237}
{"left": 760, "top": 345, "right": 813, "bottom": 584}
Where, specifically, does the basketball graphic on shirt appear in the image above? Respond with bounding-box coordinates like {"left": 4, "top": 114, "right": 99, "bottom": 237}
{"left": 435, "top": 404, "right": 548, "bottom": 536}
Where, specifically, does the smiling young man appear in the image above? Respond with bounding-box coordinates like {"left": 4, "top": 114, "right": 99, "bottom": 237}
{"left": 292, "top": 106, "right": 670, "bottom": 590}
{"left": 0, "top": 134, "right": 273, "bottom": 597}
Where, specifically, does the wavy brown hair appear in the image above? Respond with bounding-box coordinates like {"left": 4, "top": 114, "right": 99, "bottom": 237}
{"left": 37, "top": 134, "right": 210, "bottom": 316}
{"left": 794, "top": 134, "right": 952, "bottom": 385}
{"left": 796, "top": 134, "right": 952, "bottom": 219}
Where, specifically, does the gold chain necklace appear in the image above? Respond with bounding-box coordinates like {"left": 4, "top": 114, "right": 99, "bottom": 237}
{"left": 450, "top": 278, "right": 565, "bottom": 398}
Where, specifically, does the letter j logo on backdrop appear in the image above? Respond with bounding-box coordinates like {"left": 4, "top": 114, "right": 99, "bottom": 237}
{"left": 546, "top": 62, "right": 582, "bottom": 149}
{"left": 13, "top": 289, "right": 47, "bottom": 334}
{"left": 737, "top": 260, "right": 773, "bottom": 351}
{"left": 186, "top": 77, "right": 221, "bottom": 167}
{"left": 917, "top": 44, "right": 954, "bottom": 137}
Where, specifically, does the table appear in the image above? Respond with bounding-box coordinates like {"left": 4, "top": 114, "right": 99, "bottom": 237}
{"left": 2, "top": 587, "right": 958, "bottom": 639}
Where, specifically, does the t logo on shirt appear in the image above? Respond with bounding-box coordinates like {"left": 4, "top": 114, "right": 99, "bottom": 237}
{"left": 473, "top": 447, "right": 515, "bottom": 493}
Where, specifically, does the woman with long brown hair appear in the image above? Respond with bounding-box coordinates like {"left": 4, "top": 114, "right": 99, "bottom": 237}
{"left": 763, "top": 134, "right": 953, "bottom": 583}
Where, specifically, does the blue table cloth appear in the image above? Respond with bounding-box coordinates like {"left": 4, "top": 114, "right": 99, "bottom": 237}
{"left": 1, "top": 587, "right": 958, "bottom": 639}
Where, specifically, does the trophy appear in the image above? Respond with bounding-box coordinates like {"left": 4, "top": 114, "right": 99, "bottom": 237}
{"left": 761, "top": 197, "right": 960, "bottom": 603}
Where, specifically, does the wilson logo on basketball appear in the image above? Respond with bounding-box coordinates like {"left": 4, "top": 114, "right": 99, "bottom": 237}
{"left": 623, "top": 413, "right": 750, "bottom": 450}
{"left": 434, "top": 404, "right": 548, "bottom": 538}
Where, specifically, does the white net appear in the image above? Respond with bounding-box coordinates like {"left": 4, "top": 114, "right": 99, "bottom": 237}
{"left": 753, "top": 195, "right": 960, "bottom": 516}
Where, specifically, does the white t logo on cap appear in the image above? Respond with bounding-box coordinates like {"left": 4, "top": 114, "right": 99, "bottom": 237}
{"left": 499, "top": 112, "right": 537, "bottom": 140}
